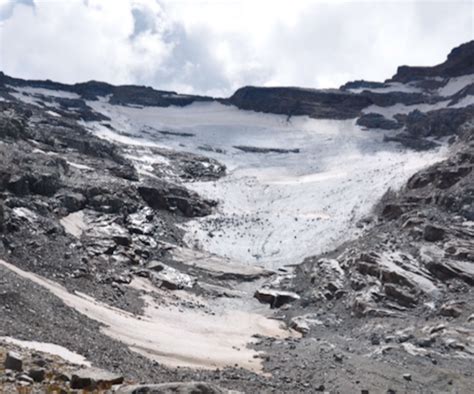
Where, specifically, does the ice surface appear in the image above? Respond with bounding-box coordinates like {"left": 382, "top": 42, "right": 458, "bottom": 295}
{"left": 84, "top": 101, "right": 447, "bottom": 269}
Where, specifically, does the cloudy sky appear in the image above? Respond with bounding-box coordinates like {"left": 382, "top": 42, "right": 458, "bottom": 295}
{"left": 0, "top": 0, "right": 472, "bottom": 96}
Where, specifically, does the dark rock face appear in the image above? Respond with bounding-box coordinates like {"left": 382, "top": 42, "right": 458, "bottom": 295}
{"left": 396, "top": 106, "right": 474, "bottom": 139}
{"left": 228, "top": 86, "right": 372, "bottom": 119}
{"left": 5, "top": 173, "right": 62, "bottom": 197}
{"left": 138, "top": 184, "right": 216, "bottom": 217}
{"left": 383, "top": 133, "right": 440, "bottom": 151}
{"left": 108, "top": 85, "right": 213, "bottom": 107}
{"left": 407, "top": 152, "right": 472, "bottom": 191}
{"left": 361, "top": 91, "right": 437, "bottom": 107}
{"left": 0, "top": 72, "right": 214, "bottom": 108}
{"left": 234, "top": 145, "right": 300, "bottom": 154}
{"left": 0, "top": 96, "right": 220, "bottom": 313}
{"left": 356, "top": 113, "right": 401, "bottom": 130}
{"left": 371, "top": 105, "right": 474, "bottom": 151}
{"left": 391, "top": 40, "right": 474, "bottom": 82}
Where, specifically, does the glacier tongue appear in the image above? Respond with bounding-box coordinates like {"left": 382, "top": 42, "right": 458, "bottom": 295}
{"left": 84, "top": 101, "right": 447, "bottom": 268}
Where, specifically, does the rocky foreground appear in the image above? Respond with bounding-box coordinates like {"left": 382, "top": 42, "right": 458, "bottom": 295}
{"left": 0, "top": 41, "right": 473, "bottom": 393}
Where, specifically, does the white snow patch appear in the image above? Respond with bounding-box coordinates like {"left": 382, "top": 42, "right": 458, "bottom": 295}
{"left": 9, "top": 91, "right": 42, "bottom": 107}
{"left": 0, "top": 337, "right": 91, "bottom": 366}
{"left": 450, "top": 94, "right": 474, "bottom": 108}
{"left": 438, "top": 75, "right": 474, "bottom": 96}
{"left": 0, "top": 259, "right": 291, "bottom": 372}
{"left": 362, "top": 100, "right": 454, "bottom": 119}
{"left": 46, "top": 110, "right": 61, "bottom": 117}
{"left": 32, "top": 148, "right": 58, "bottom": 156}
{"left": 67, "top": 161, "right": 93, "bottom": 171}
{"left": 12, "top": 207, "right": 37, "bottom": 223}
{"left": 8, "top": 86, "right": 80, "bottom": 99}
{"left": 60, "top": 211, "right": 86, "bottom": 238}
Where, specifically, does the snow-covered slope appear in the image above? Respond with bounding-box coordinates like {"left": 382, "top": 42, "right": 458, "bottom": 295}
{"left": 6, "top": 68, "right": 472, "bottom": 269}
{"left": 79, "top": 100, "right": 445, "bottom": 268}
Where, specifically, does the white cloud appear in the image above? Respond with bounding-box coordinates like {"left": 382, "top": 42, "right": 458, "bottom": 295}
{"left": 0, "top": 0, "right": 173, "bottom": 85}
{"left": 0, "top": 0, "right": 472, "bottom": 96}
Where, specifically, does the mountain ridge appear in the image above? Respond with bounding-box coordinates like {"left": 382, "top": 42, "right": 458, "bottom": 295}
{"left": 0, "top": 40, "right": 473, "bottom": 393}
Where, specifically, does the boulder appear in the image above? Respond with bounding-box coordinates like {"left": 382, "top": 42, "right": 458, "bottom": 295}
{"left": 254, "top": 288, "right": 300, "bottom": 308}
{"left": 145, "top": 261, "right": 195, "bottom": 290}
{"left": 383, "top": 284, "right": 417, "bottom": 307}
{"left": 126, "top": 208, "right": 155, "bottom": 235}
{"left": 423, "top": 225, "right": 446, "bottom": 242}
{"left": 290, "top": 314, "right": 323, "bottom": 335}
{"left": 5, "top": 351, "right": 23, "bottom": 371}
{"left": 439, "top": 302, "right": 463, "bottom": 318}
{"left": 6, "top": 174, "right": 30, "bottom": 196}
{"left": 381, "top": 204, "right": 404, "bottom": 220}
{"left": 115, "top": 382, "right": 238, "bottom": 394}
{"left": 0, "top": 202, "right": 4, "bottom": 232}
{"left": 16, "top": 374, "right": 33, "bottom": 385}
{"left": 59, "top": 192, "right": 86, "bottom": 213}
{"left": 138, "top": 184, "right": 215, "bottom": 217}
{"left": 29, "top": 173, "right": 61, "bottom": 196}
{"left": 70, "top": 367, "right": 124, "bottom": 390}
{"left": 108, "top": 164, "right": 139, "bottom": 181}
{"left": 28, "top": 368, "right": 46, "bottom": 382}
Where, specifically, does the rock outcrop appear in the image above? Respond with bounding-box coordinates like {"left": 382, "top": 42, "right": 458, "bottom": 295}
{"left": 228, "top": 86, "right": 372, "bottom": 119}
{"left": 390, "top": 41, "right": 474, "bottom": 82}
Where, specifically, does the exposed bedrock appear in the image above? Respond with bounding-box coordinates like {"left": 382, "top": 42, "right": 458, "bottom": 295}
{"left": 356, "top": 113, "right": 402, "bottom": 130}
{"left": 228, "top": 86, "right": 372, "bottom": 119}
{"left": 390, "top": 40, "right": 474, "bottom": 82}
{"left": 138, "top": 183, "right": 217, "bottom": 218}
{"left": 0, "top": 72, "right": 214, "bottom": 108}
{"left": 385, "top": 105, "right": 473, "bottom": 151}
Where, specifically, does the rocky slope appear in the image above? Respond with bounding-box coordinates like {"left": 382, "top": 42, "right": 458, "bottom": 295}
{"left": 0, "top": 41, "right": 473, "bottom": 393}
